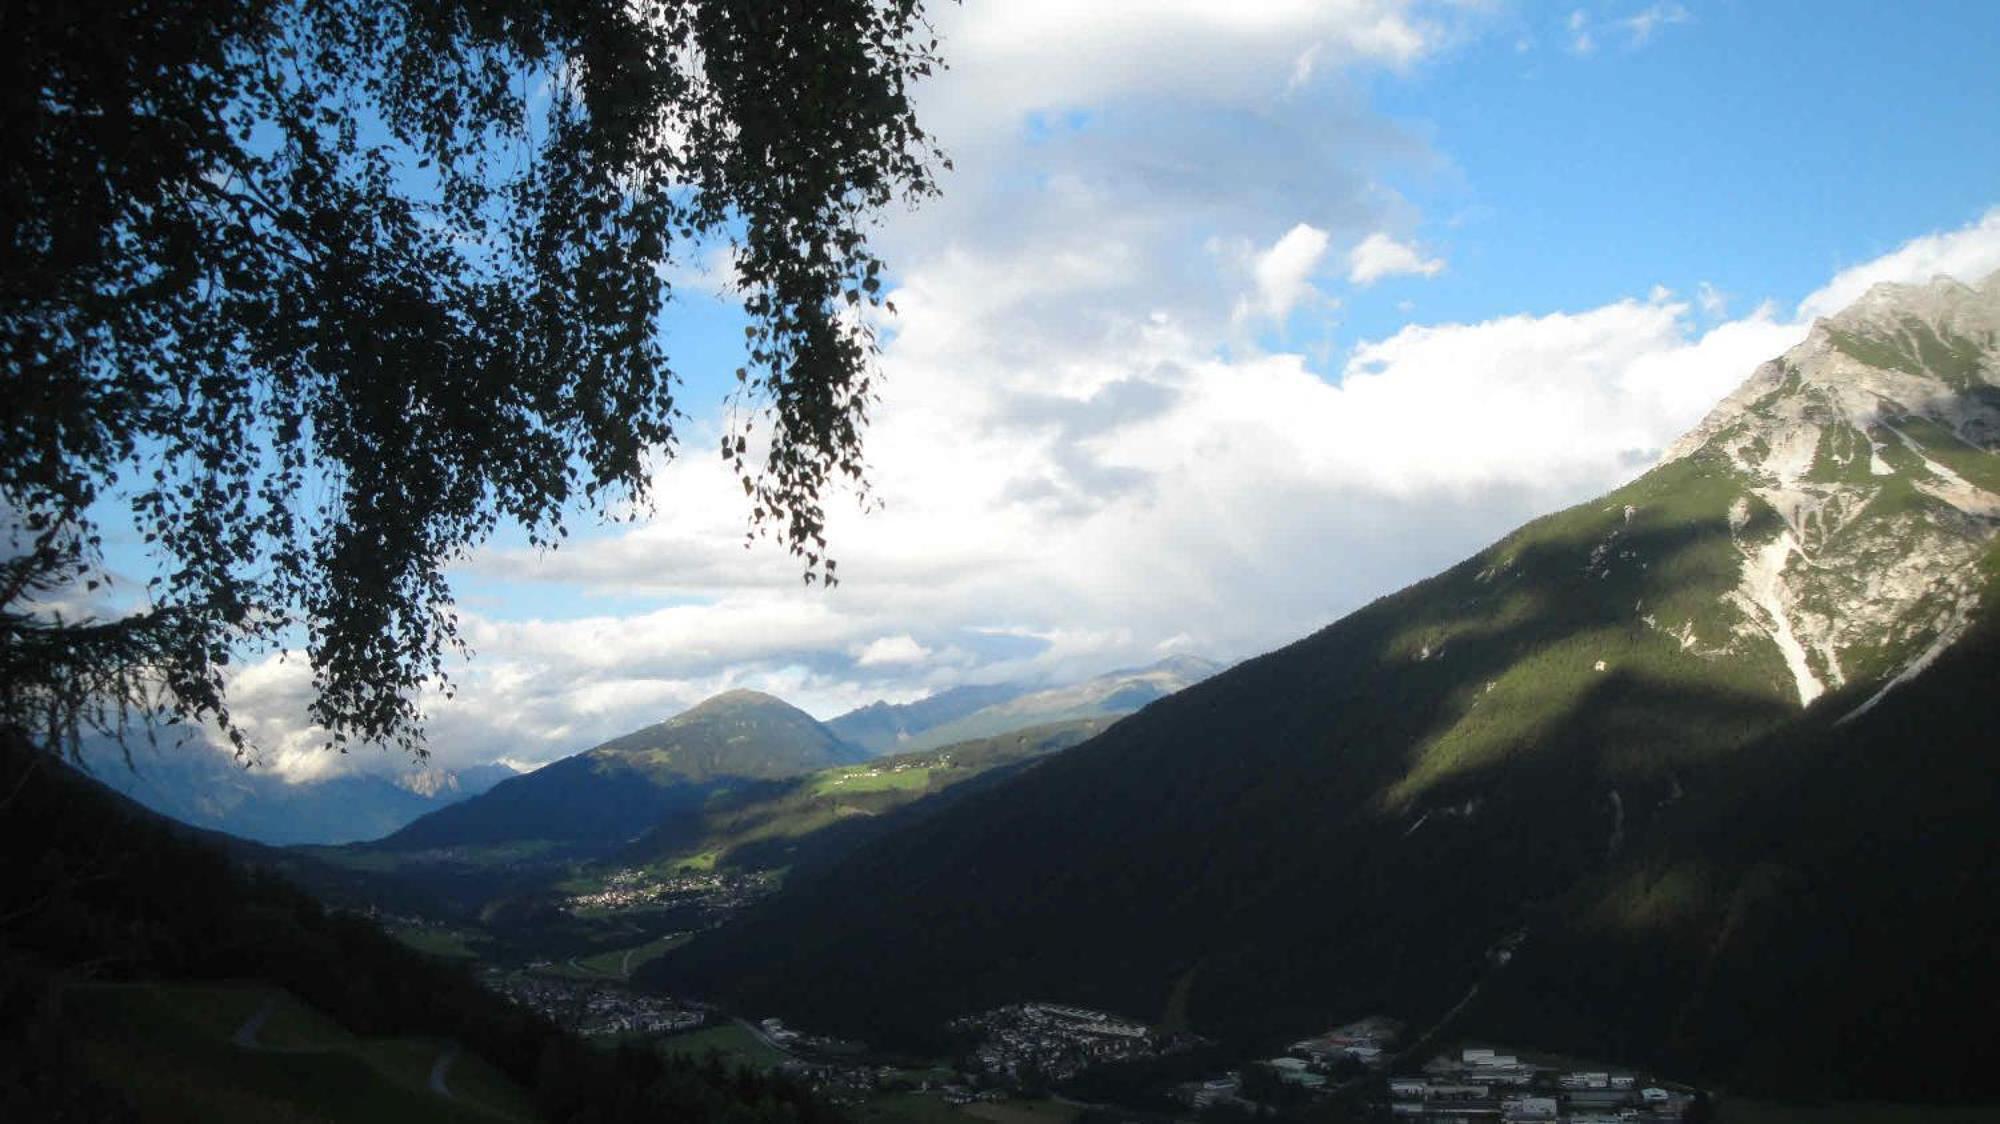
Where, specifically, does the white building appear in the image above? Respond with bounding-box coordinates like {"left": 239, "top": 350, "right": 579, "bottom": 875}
{"left": 1561, "top": 1071, "right": 1610, "bottom": 1089}
{"left": 1501, "top": 1094, "right": 1558, "bottom": 1120}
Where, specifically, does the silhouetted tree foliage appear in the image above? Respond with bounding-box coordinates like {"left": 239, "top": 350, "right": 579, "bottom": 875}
{"left": 2, "top": 0, "right": 944, "bottom": 756}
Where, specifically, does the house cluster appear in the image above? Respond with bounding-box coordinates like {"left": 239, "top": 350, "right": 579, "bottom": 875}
{"left": 951, "top": 1002, "right": 1177, "bottom": 1085}
{"left": 1175, "top": 1014, "right": 1403, "bottom": 1106}
{"left": 766, "top": 1061, "right": 1010, "bottom": 1111}
{"left": 562, "top": 867, "right": 777, "bottom": 919}
{"left": 757, "top": 1017, "right": 866, "bottom": 1057}
{"left": 1174, "top": 1073, "right": 1246, "bottom": 1110}
{"left": 821, "top": 758, "right": 931, "bottom": 785}
{"left": 1279, "top": 1014, "right": 1405, "bottom": 1077}
{"left": 483, "top": 970, "right": 705, "bottom": 1037}
{"left": 1386, "top": 1047, "right": 1702, "bottom": 1122}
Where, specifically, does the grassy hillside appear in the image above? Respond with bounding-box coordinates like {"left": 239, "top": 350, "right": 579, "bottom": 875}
{"left": 623, "top": 718, "right": 1111, "bottom": 875}
{"left": 62, "top": 981, "right": 534, "bottom": 1123}
{"left": 0, "top": 729, "right": 852, "bottom": 1124}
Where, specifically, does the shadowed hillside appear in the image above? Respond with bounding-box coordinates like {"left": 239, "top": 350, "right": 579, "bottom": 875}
{"left": 644, "top": 275, "right": 2000, "bottom": 1103}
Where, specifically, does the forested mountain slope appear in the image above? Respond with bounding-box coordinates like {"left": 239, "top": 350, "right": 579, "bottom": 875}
{"left": 379, "top": 690, "right": 866, "bottom": 852}
{"left": 650, "top": 273, "right": 2000, "bottom": 1101}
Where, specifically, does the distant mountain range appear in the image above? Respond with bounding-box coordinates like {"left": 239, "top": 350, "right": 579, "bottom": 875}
{"left": 825, "top": 683, "right": 1030, "bottom": 754}
{"left": 76, "top": 658, "right": 1219, "bottom": 851}
{"left": 367, "top": 658, "right": 1221, "bottom": 856}
{"left": 825, "top": 656, "right": 1220, "bottom": 755}
{"left": 74, "top": 735, "right": 516, "bottom": 846}
{"left": 648, "top": 273, "right": 2000, "bottom": 1102}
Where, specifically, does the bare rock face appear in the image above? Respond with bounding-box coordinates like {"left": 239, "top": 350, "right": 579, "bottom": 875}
{"left": 1660, "top": 271, "right": 2000, "bottom": 710}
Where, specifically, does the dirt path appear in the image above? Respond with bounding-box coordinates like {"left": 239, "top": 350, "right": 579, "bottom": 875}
{"left": 232, "top": 997, "right": 277, "bottom": 1049}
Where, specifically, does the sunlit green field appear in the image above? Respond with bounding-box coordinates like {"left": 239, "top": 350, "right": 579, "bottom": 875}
{"left": 534, "top": 932, "right": 693, "bottom": 981}
{"left": 811, "top": 764, "right": 933, "bottom": 796}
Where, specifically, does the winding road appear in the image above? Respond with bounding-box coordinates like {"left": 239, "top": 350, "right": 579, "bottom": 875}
{"left": 429, "top": 1044, "right": 461, "bottom": 1097}
{"left": 229, "top": 993, "right": 462, "bottom": 1104}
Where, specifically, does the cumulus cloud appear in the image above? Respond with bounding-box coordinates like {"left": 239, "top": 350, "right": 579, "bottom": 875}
{"left": 1796, "top": 206, "right": 2000, "bottom": 321}
{"left": 855, "top": 635, "right": 932, "bottom": 667}
{"left": 1346, "top": 232, "right": 1446, "bottom": 286}
{"left": 1236, "top": 223, "right": 1334, "bottom": 323}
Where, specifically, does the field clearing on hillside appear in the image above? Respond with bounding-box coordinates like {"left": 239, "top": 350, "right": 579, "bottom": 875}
{"left": 538, "top": 932, "right": 695, "bottom": 980}
{"left": 391, "top": 924, "right": 484, "bottom": 959}
{"left": 813, "top": 765, "right": 933, "bottom": 796}
{"left": 63, "top": 981, "right": 535, "bottom": 1123}
{"left": 858, "top": 1092, "right": 975, "bottom": 1124}
{"left": 658, "top": 1022, "right": 791, "bottom": 1070}
{"left": 960, "top": 1099, "right": 1080, "bottom": 1124}
{"left": 664, "top": 849, "right": 721, "bottom": 872}
{"left": 580, "top": 932, "right": 692, "bottom": 977}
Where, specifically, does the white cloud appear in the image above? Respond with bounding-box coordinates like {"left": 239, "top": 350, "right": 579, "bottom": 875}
{"left": 1568, "top": 4, "right": 1688, "bottom": 55}
{"left": 1567, "top": 9, "right": 1595, "bottom": 54}
{"left": 1796, "top": 206, "right": 2000, "bottom": 321}
{"left": 1697, "top": 281, "right": 1728, "bottom": 318}
{"left": 1241, "top": 223, "right": 1334, "bottom": 322}
{"left": 1348, "top": 232, "right": 1446, "bottom": 285}
{"left": 855, "top": 634, "right": 932, "bottom": 667}
{"left": 1621, "top": 3, "right": 1690, "bottom": 46}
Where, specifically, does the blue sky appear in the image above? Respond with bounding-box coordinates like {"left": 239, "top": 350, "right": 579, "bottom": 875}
{"left": 1344, "top": 1, "right": 2000, "bottom": 344}
{"left": 119, "top": 0, "right": 2000, "bottom": 781}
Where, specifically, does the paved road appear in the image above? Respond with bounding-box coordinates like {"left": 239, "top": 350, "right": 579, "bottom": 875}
{"left": 232, "top": 991, "right": 463, "bottom": 1105}
{"left": 231, "top": 997, "right": 277, "bottom": 1049}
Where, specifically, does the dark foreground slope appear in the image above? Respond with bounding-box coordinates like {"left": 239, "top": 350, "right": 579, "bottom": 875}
{"left": 0, "top": 731, "right": 847, "bottom": 1123}
{"left": 380, "top": 689, "right": 866, "bottom": 852}
{"left": 652, "top": 277, "right": 2000, "bottom": 1102}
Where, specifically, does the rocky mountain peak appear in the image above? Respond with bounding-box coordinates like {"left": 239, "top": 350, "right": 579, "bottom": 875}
{"left": 1659, "top": 270, "right": 2000, "bottom": 710}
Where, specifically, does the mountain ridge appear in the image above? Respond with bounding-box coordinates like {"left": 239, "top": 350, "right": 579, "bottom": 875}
{"left": 377, "top": 688, "right": 865, "bottom": 852}
{"left": 645, "top": 272, "right": 2000, "bottom": 1101}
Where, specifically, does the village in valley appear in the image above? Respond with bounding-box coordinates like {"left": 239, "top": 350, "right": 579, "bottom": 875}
{"left": 1176, "top": 1018, "right": 1708, "bottom": 1122}
{"left": 1376, "top": 1046, "right": 1705, "bottom": 1122}
{"left": 481, "top": 970, "right": 707, "bottom": 1039}
{"left": 952, "top": 1002, "right": 1203, "bottom": 1086}
{"left": 561, "top": 865, "right": 780, "bottom": 918}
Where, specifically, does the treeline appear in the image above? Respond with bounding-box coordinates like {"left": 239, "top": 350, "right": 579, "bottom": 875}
{"left": 0, "top": 729, "right": 848, "bottom": 1123}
